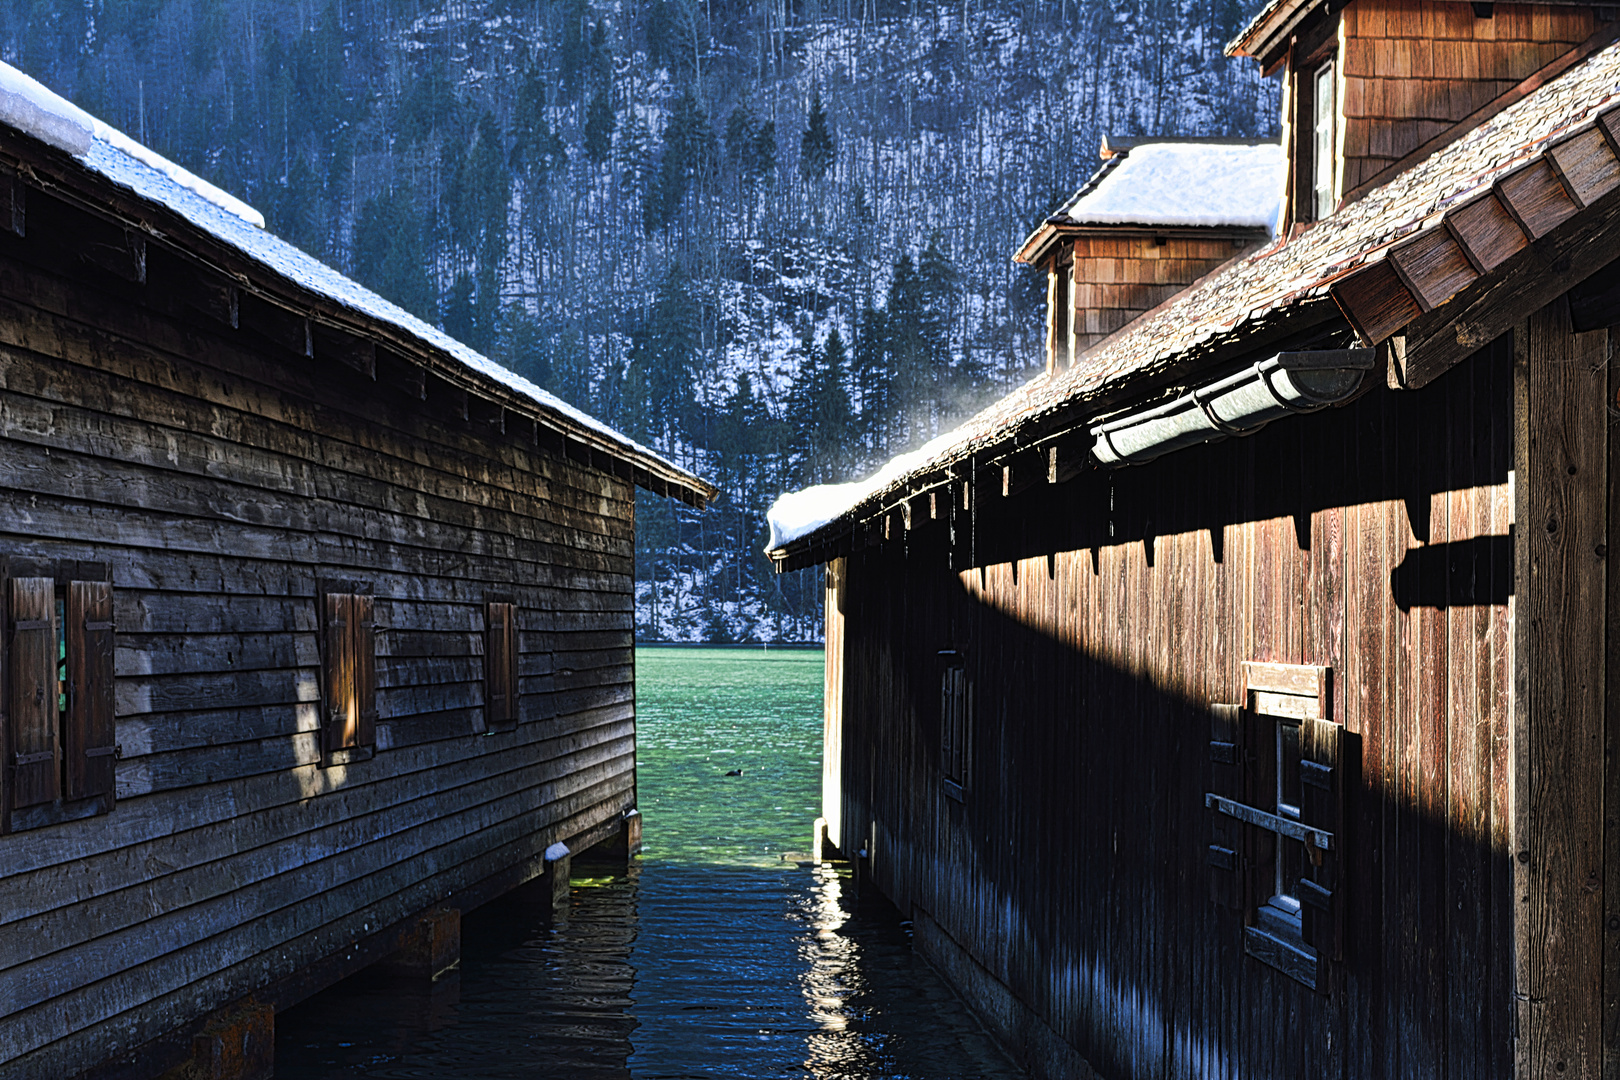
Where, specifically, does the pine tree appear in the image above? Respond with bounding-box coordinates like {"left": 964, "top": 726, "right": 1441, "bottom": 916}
{"left": 628, "top": 263, "right": 701, "bottom": 443}
{"left": 799, "top": 90, "right": 835, "bottom": 182}
{"left": 789, "top": 328, "right": 854, "bottom": 484}
{"left": 584, "top": 89, "right": 615, "bottom": 164}
{"left": 511, "top": 66, "right": 568, "bottom": 178}
{"left": 559, "top": 0, "right": 591, "bottom": 102}
{"left": 645, "top": 85, "right": 716, "bottom": 233}
{"left": 885, "top": 254, "right": 930, "bottom": 447}
{"left": 918, "top": 232, "right": 956, "bottom": 376}
{"left": 443, "top": 272, "right": 477, "bottom": 344}
{"left": 853, "top": 304, "right": 892, "bottom": 458}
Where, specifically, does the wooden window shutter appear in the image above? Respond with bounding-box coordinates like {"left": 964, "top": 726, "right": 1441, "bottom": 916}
{"left": 9, "top": 577, "right": 60, "bottom": 809}
{"left": 940, "top": 661, "right": 967, "bottom": 784}
{"left": 1299, "top": 716, "right": 1345, "bottom": 959}
{"left": 485, "top": 601, "right": 517, "bottom": 728}
{"left": 323, "top": 592, "right": 355, "bottom": 753}
{"left": 352, "top": 594, "right": 377, "bottom": 748}
{"left": 64, "top": 580, "right": 116, "bottom": 803}
{"left": 1208, "top": 702, "right": 1250, "bottom": 910}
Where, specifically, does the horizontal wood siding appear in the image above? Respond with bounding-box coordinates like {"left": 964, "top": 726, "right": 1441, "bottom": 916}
{"left": 834, "top": 339, "right": 1523, "bottom": 1078}
{"left": 0, "top": 222, "right": 636, "bottom": 1077}
{"left": 1338, "top": 0, "right": 1596, "bottom": 192}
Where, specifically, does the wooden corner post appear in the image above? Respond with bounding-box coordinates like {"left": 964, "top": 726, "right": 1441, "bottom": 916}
{"left": 1512, "top": 299, "right": 1608, "bottom": 1078}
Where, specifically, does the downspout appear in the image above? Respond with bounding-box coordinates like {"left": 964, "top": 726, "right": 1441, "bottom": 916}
{"left": 1088, "top": 349, "right": 1376, "bottom": 467}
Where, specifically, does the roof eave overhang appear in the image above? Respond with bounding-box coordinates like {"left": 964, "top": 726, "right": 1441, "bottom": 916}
{"left": 1015, "top": 221, "right": 1274, "bottom": 265}
{"left": 1226, "top": 0, "right": 1318, "bottom": 63}
{"left": 0, "top": 122, "right": 719, "bottom": 511}
{"left": 776, "top": 106, "right": 1620, "bottom": 572}
{"left": 766, "top": 296, "right": 1346, "bottom": 572}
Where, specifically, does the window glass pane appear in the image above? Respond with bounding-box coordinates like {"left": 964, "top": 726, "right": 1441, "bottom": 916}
{"left": 1279, "top": 718, "right": 1302, "bottom": 818}
{"left": 55, "top": 596, "right": 67, "bottom": 718}
{"left": 1313, "top": 61, "right": 1335, "bottom": 220}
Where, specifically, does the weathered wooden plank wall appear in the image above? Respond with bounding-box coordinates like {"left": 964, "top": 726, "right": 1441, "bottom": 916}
{"left": 0, "top": 192, "right": 638, "bottom": 1078}
{"left": 833, "top": 335, "right": 1536, "bottom": 1079}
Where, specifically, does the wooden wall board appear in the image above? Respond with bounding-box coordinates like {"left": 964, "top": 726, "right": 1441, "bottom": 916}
{"left": 0, "top": 701, "right": 635, "bottom": 931}
{"left": 1515, "top": 301, "right": 1608, "bottom": 1079}
{"left": 1336, "top": 0, "right": 1595, "bottom": 195}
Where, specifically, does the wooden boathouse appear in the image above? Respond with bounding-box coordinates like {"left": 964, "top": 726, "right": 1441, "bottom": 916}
{"left": 769, "top": 4, "right": 1620, "bottom": 1078}
{"left": 0, "top": 64, "right": 713, "bottom": 1080}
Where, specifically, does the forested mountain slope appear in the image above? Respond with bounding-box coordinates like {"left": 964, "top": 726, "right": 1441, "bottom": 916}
{"left": 0, "top": 0, "right": 1277, "bottom": 640}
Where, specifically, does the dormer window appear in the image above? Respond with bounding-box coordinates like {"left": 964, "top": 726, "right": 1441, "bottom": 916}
{"left": 1310, "top": 60, "right": 1335, "bottom": 220}
{"left": 1234, "top": 0, "right": 1604, "bottom": 228}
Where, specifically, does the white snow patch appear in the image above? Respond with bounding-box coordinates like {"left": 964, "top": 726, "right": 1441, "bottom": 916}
{"left": 766, "top": 426, "right": 969, "bottom": 550}
{"left": 93, "top": 122, "right": 266, "bottom": 228}
{"left": 0, "top": 61, "right": 93, "bottom": 156}
{"left": 1063, "top": 142, "right": 1285, "bottom": 230}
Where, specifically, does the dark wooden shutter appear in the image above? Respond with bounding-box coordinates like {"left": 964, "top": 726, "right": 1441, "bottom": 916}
{"left": 1299, "top": 716, "right": 1345, "bottom": 959}
{"left": 485, "top": 601, "right": 517, "bottom": 728}
{"left": 64, "top": 580, "right": 115, "bottom": 802}
{"left": 10, "top": 577, "right": 59, "bottom": 809}
{"left": 353, "top": 594, "right": 377, "bottom": 748}
{"left": 323, "top": 591, "right": 354, "bottom": 752}
{"left": 1208, "top": 702, "right": 1248, "bottom": 909}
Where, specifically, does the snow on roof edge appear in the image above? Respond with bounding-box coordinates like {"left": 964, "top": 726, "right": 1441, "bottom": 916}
{"left": 0, "top": 61, "right": 705, "bottom": 497}
{"left": 765, "top": 424, "right": 985, "bottom": 551}
{"left": 1058, "top": 141, "right": 1286, "bottom": 231}
{"left": 0, "top": 61, "right": 265, "bottom": 228}
{"left": 94, "top": 121, "right": 266, "bottom": 229}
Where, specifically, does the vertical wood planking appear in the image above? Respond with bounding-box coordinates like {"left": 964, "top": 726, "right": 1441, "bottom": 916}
{"left": 1606, "top": 321, "right": 1620, "bottom": 1080}
{"left": 1444, "top": 339, "right": 1483, "bottom": 1080}
{"left": 1484, "top": 335, "right": 1516, "bottom": 1080}
{"left": 1518, "top": 299, "right": 1607, "bottom": 1079}
{"left": 64, "top": 580, "right": 116, "bottom": 802}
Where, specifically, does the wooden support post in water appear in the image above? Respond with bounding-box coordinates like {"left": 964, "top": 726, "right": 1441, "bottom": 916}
{"left": 543, "top": 843, "right": 572, "bottom": 915}
{"left": 157, "top": 1001, "right": 275, "bottom": 1080}
{"left": 375, "top": 908, "right": 461, "bottom": 981}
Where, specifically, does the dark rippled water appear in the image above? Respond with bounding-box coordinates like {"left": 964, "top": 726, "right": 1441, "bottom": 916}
{"left": 275, "top": 647, "right": 1023, "bottom": 1079}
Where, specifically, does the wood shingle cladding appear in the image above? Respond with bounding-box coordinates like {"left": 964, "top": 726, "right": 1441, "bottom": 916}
{"left": 1063, "top": 233, "right": 1259, "bottom": 359}
{"left": 0, "top": 64, "right": 712, "bottom": 1080}
{"left": 1337, "top": 1, "right": 1598, "bottom": 192}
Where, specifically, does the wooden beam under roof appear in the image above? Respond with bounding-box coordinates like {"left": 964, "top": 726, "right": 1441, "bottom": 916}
{"left": 1331, "top": 103, "right": 1620, "bottom": 388}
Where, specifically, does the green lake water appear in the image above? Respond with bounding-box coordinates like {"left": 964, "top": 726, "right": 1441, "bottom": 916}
{"left": 276, "top": 645, "right": 1023, "bottom": 1079}
{"left": 633, "top": 646, "right": 824, "bottom": 866}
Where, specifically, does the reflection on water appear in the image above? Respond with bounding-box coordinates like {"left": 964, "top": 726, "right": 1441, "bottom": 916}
{"left": 275, "top": 648, "right": 1022, "bottom": 1079}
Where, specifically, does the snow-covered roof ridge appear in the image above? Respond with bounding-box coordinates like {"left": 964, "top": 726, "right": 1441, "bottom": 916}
{"left": 0, "top": 60, "right": 709, "bottom": 502}
{"left": 1055, "top": 139, "right": 1286, "bottom": 231}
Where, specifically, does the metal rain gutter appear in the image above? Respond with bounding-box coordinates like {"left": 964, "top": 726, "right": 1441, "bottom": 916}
{"left": 1089, "top": 348, "right": 1376, "bottom": 467}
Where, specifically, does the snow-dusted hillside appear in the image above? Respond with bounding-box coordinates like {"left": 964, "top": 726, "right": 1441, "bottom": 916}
{"left": 0, "top": 0, "right": 1279, "bottom": 642}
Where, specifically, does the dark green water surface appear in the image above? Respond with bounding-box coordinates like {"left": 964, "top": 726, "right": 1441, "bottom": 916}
{"left": 274, "top": 646, "right": 1022, "bottom": 1079}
